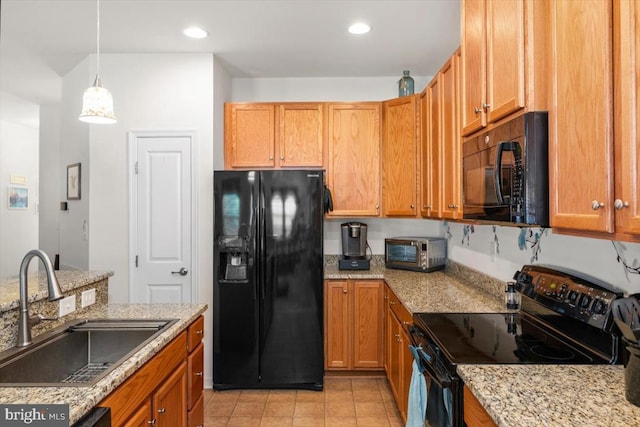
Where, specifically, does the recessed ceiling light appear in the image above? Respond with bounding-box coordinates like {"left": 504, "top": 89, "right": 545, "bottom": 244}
{"left": 183, "top": 26, "right": 208, "bottom": 39}
{"left": 348, "top": 22, "right": 371, "bottom": 35}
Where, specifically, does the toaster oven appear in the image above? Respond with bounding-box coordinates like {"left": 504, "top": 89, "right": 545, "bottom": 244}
{"left": 384, "top": 237, "right": 446, "bottom": 272}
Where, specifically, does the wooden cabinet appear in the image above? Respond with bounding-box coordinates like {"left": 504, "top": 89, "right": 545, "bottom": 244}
{"left": 549, "top": 0, "right": 639, "bottom": 240}
{"left": 186, "top": 316, "right": 204, "bottom": 426}
{"left": 325, "top": 279, "right": 384, "bottom": 370}
{"left": 384, "top": 284, "right": 414, "bottom": 423}
{"left": 614, "top": 0, "right": 640, "bottom": 236}
{"left": 464, "top": 385, "right": 497, "bottom": 427}
{"left": 382, "top": 95, "right": 418, "bottom": 217}
{"left": 224, "top": 102, "right": 325, "bottom": 169}
{"left": 420, "top": 50, "right": 462, "bottom": 219}
{"left": 100, "top": 316, "right": 205, "bottom": 427}
{"left": 326, "top": 103, "right": 381, "bottom": 216}
{"left": 461, "top": 0, "right": 547, "bottom": 136}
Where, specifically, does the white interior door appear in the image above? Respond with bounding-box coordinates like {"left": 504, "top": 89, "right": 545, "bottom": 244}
{"left": 129, "top": 131, "right": 195, "bottom": 303}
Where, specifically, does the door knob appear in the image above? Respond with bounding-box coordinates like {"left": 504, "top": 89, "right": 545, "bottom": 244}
{"left": 171, "top": 267, "right": 189, "bottom": 276}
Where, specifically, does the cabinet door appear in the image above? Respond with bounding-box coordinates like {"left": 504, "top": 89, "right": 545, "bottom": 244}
{"left": 325, "top": 280, "right": 350, "bottom": 369}
{"left": 461, "top": 0, "right": 486, "bottom": 135}
{"left": 614, "top": 0, "right": 640, "bottom": 235}
{"left": 426, "top": 77, "right": 442, "bottom": 218}
{"left": 386, "top": 310, "right": 402, "bottom": 410}
{"left": 399, "top": 325, "right": 414, "bottom": 423}
{"left": 187, "top": 342, "right": 204, "bottom": 410}
{"left": 486, "top": 0, "right": 525, "bottom": 123}
{"left": 549, "top": 0, "right": 614, "bottom": 232}
{"left": 419, "top": 89, "right": 433, "bottom": 217}
{"left": 224, "top": 103, "right": 276, "bottom": 168}
{"left": 440, "top": 54, "right": 462, "bottom": 219}
{"left": 153, "top": 362, "right": 187, "bottom": 427}
{"left": 327, "top": 103, "right": 381, "bottom": 216}
{"left": 382, "top": 96, "right": 418, "bottom": 216}
{"left": 278, "top": 103, "right": 325, "bottom": 168}
{"left": 187, "top": 393, "right": 204, "bottom": 427}
{"left": 352, "top": 280, "right": 384, "bottom": 369}
{"left": 123, "top": 401, "right": 152, "bottom": 427}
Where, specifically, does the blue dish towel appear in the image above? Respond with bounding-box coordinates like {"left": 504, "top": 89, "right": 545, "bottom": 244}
{"left": 406, "top": 346, "right": 428, "bottom": 427}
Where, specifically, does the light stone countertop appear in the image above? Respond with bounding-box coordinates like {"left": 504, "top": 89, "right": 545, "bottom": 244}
{"left": 458, "top": 364, "right": 640, "bottom": 427}
{"left": 325, "top": 262, "right": 640, "bottom": 426}
{"left": 0, "top": 303, "right": 207, "bottom": 424}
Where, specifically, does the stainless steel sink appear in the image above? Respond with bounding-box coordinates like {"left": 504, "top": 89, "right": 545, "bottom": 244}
{"left": 0, "top": 318, "right": 177, "bottom": 386}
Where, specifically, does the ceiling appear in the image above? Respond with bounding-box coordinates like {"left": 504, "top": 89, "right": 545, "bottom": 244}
{"left": 1, "top": 0, "right": 461, "bottom": 109}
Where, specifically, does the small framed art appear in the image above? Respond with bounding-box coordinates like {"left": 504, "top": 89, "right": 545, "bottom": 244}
{"left": 67, "top": 163, "right": 81, "bottom": 200}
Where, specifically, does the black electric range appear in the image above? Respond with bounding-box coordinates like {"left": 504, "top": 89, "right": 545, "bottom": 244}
{"left": 408, "top": 265, "right": 624, "bottom": 427}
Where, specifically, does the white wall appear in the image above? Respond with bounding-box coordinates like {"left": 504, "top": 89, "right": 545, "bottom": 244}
{"left": 39, "top": 104, "right": 61, "bottom": 264}
{"left": 0, "top": 114, "right": 39, "bottom": 277}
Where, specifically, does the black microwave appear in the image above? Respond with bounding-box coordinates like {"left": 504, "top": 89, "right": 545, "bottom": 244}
{"left": 462, "top": 112, "right": 549, "bottom": 226}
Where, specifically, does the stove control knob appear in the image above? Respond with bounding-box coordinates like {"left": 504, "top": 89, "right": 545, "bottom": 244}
{"left": 592, "top": 299, "right": 607, "bottom": 314}
{"left": 579, "top": 294, "right": 592, "bottom": 310}
{"left": 568, "top": 290, "right": 579, "bottom": 304}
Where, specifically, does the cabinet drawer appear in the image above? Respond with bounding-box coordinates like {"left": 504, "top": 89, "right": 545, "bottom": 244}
{"left": 187, "top": 316, "right": 204, "bottom": 353}
{"left": 188, "top": 342, "right": 204, "bottom": 409}
{"left": 388, "top": 288, "right": 412, "bottom": 328}
{"left": 187, "top": 393, "right": 204, "bottom": 427}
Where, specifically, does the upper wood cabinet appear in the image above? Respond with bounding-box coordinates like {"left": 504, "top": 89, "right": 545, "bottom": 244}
{"left": 421, "top": 50, "right": 462, "bottom": 220}
{"left": 549, "top": 0, "right": 639, "bottom": 240}
{"left": 382, "top": 95, "right": 418, "bottom": 217}
{"left": 326, "top": 103, "right": 381, "bottom": 217}
{"left": 224, "top": 102, "right": 325, "bottom": 169}
{"left": 614, "top": 0, "right": 640, "bottom": 236}
{"left": 461, "top": 0, "right": 547, "bottom": 136}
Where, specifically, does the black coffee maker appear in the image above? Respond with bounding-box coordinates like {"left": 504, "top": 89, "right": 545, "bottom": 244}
{"left": 339, "top": 222, "right": 370, "bottom": 270}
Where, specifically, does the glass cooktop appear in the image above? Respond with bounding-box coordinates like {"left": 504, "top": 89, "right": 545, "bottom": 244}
{"left": 413, "top": 312, "right": 605, "bottom": 365}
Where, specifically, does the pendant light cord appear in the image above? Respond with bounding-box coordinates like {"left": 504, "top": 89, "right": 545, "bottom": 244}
{"left": 96, "top": 0, "right": 101, "bottom": 80}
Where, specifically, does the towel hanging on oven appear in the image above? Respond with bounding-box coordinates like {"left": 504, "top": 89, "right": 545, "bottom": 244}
{"left": 407, "top": 345, "right": 428, "bottom": 427}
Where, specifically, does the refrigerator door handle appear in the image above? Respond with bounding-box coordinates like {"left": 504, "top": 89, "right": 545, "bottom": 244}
{"left": 259, "top": 206, "right": 266, "bottom": 301}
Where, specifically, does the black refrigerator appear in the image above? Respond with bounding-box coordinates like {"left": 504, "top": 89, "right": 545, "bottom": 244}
{"left": 213, "top": 170, "right": 324, "bottom": 390}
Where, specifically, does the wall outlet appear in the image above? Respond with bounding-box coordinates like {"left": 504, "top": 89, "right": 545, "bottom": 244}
{"left": 59, "top": 295, "right": 76, "bottom": 317}
{"left": 81, "top": 288, "right": 96, "bottom": 308}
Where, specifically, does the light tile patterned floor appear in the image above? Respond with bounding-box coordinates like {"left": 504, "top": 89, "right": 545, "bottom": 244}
{"left": 203, "top": 377, "right": 404, "bottom": 426}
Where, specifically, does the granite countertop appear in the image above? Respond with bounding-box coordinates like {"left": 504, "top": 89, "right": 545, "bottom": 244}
{"left": 0, "top": 270, "right": 114, "bottom": 312}
{"left": 325, "top": 262, "right": 640, "bottom": 426}
{"left": 0, "top": 303, "right": 207, "bottom": 424}
{"left": 458, "top": 364, "right": 640, "bottom": 426}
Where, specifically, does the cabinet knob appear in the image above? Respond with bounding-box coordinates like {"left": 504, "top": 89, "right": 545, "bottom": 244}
{"left": 148, "top": 420, "right": 156, "bottom": 425}
{"left": 591, "top": 200, "right": 605, "bottom": 210}
{"left": 390, "top": 301, "right": 396, "bottom": 305}
{"left": 423, "top": 205, "right": 430, "bottom": 209}
{"left": 196, "top": 329, "right": 203, "bottom": 335}
{"left": 474, "top": 107, "right": 482, "bottom": 114}
{"left": 269, "top": 156, "right": 274, "bottom": 160}
{"left": 482, "top": 103, "right": 491, "bottom": 110}
{"left": 157, "top": 408, "right": 166, "bottom": 414}
{"left": 376, "top": 204, "right": 379, "bottom": 210}
{"left": 343, "top": 289, "right": 348, "bottom": 294}
{"left": 614, "top": 199, "right": 630, "bottom": 210}
{"left": 196, "top": 371, "right": 204, "bottom": 376}
{"left": 402, "top": 321, "right": 410, "bottom": 326}
{"left": 410, "top": 204, "right": 415, "bottom": 209}
{"left": 280, "top": 156, "right": 284, "bottom": 160}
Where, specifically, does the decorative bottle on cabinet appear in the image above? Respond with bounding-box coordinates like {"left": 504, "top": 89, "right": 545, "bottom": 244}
{"left": 398, "top": 70, "right": 414, "bottom": 96}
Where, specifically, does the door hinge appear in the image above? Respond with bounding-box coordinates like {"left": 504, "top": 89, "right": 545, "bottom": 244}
{"left": 135, "top": 255, "right": 138, "bottom": 267}
{"left": 134, "top": 162, "right": 138, "bottom": 174}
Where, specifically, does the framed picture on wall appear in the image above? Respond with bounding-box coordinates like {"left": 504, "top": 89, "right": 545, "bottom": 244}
{"left": 67, "top": 163, "right": 81, "bottom": 200}
{"left": 8, "top": 186, "right": 28, "bottom": 209}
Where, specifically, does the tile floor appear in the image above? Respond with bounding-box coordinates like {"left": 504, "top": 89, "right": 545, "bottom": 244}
{"left": 202, "top": 376, "right": 404, "bottom": 426}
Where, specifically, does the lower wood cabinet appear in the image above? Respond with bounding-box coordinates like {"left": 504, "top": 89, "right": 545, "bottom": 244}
{"left": 325, "top": 279, "right": 385, "bottom": 370}
{"left": 100, "top": 316, "right": 205, "bottom": 427}
{"left": 384, "top": 284, "right": 414, "bottom": 423}
{"left": 464, "top": 385, "right": 497, "bottom": 427}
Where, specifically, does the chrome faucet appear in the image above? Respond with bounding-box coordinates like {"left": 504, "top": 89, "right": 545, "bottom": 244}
{"left": 17, "top": 249, "right": 64, "bottom": 347}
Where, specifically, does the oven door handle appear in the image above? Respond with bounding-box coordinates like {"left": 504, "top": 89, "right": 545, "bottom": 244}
{"left": 494, "top": 141, "right": 521, "bottom": 205}
{"left": 408, "top": 326, "right": 453, "bottom": 388}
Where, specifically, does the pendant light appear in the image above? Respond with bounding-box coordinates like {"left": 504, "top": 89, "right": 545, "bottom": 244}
{"left": 79, "top": 0, "right": 117, "bottom": 124}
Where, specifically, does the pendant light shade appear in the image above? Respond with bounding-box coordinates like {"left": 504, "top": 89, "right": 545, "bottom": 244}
{"left": 79, "top": 0, "right": 117, "bottom": 124}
